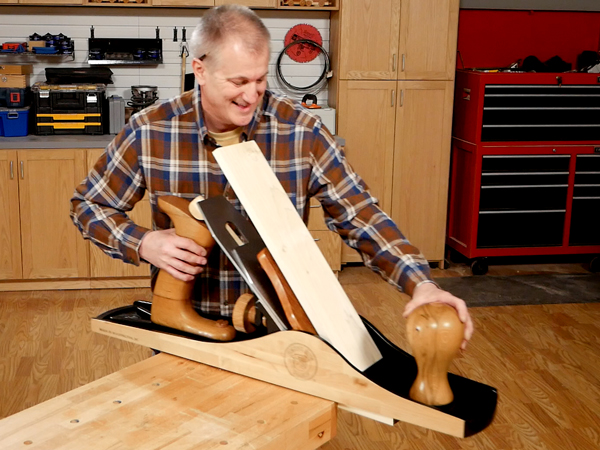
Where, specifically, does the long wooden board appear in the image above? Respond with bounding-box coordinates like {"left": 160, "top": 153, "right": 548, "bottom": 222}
{"left": 0, "top": 352, "right": 336, "bottom": 450}
{"left": 213, "top": 141, "right": 382, "bottom": 372}
{"left": 91, "top": 318, "right": 466, "bottom": 438}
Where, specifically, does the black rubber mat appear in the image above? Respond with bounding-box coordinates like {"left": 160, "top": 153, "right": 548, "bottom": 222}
{"left": 434, "top": 274, "right": 600, "bottom": 307}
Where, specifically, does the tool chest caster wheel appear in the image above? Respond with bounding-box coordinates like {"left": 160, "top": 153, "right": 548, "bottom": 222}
{"left": 470, "top": 258, "right": 489, "bottom": 276}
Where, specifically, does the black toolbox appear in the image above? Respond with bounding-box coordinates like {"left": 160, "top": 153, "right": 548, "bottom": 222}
{"left": 0, "top": 87, "right": 28, "bottom": 108}
{"left": 31, "top": 82, "right": 106, "bottom": 135}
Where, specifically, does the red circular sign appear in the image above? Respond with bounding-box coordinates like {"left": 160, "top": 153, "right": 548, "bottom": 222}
{"left": 284, "top": 24, "right": 323, "bottom": 63}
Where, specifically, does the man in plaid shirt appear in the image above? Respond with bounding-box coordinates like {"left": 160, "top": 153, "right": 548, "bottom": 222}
{"left": 71, "top": 4, "right": 472, "bottom": 348}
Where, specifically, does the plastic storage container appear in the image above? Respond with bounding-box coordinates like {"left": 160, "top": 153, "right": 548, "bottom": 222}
{"left": 0, "top": 107, "right": 29, "bottom": 137}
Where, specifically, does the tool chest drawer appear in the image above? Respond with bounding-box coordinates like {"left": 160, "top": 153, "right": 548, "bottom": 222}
{"left": 570, "top": 154, "right": 600, "bottom": 246}
{"left": 477, "top": 211, "right": 565, "bottom": 248}
{"left": 453, "top": 70, "right": 600, "bottom": 144}
{"left": 479, "top": 155, "right": 570, "bottom": 211}
{"left": 481, "top": 84, "right": 600, "bottom": 142}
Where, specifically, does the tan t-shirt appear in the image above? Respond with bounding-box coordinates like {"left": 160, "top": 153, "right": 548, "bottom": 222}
{"left": 207, "top": 127, "right": 243, "bottom": 147}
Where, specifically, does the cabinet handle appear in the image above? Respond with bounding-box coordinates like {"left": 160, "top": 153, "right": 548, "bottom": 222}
{"left": 20, "top": 161, "right": 24, "bottom": 179}
{"left": 392, "top": 53, "right": 397, "bottom": 72}
{"left": 10, "top": 160, "right": 14, "bottom": 180}
{"left": 391, "top": 90, "right": 395, "bottom": 107}
{"left": 402, "top": 54, "right": 406, "bottom": 72}
{"left": 400, "top": 90, "right": 404, "bottom": 107}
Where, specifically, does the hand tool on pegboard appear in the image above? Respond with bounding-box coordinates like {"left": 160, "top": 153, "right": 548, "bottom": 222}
{"left": 180, "top": 27, "right": 189, "bottom": 95}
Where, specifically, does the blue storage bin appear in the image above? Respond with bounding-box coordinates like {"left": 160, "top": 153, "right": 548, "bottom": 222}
{"left": 0, "top": 107, "right": 29, "bottom": 137}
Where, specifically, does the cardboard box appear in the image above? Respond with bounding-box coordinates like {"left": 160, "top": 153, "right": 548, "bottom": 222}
{"left": 0, "top": 74, "right": 29, "bottom": 88}
{"left": 0, "top": 64, "right": 33, "bottom": 75}
{"left": 28, "top": 41, "right": 46, "bottom": 52}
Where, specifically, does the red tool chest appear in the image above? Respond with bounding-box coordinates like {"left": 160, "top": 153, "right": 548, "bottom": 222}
{"left": 447, "top": 70, "right": 600, "bottom": 273}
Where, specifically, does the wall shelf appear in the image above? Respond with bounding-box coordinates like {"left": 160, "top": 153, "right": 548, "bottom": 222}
{"left": 87, "top": 37, "right": 162, "bottom": 66}
{"left": 0, "top": 51, "right": 75, "bottom": 61}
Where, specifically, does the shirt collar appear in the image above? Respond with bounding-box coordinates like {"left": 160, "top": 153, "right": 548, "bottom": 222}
{"left": 194, "top": 83, "right": 273, "bottom": 145}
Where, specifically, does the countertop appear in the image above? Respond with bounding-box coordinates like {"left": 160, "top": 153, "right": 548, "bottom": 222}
{"left": 0, "top": 135, "right": 115, "bottom": 149}
{"left": 0, "top": 134, "right": 345, "bottom": 149}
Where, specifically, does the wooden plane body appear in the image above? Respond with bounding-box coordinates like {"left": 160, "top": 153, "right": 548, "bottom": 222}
{"left": 93, "top": 304, "right": 496, "bottom": 438}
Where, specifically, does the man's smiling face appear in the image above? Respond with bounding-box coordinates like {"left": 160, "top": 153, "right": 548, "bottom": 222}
{"left": 193, "top": 37, "right": 269, "bottom": 133}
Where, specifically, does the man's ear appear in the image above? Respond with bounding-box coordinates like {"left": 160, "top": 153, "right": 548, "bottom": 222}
{"left": 191, "top": 58, "right": 207, "bottom": 87}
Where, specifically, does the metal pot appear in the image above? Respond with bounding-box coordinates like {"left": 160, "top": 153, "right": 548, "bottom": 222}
{"left": 131, "top": 85, "right": 158, "bottom": 100}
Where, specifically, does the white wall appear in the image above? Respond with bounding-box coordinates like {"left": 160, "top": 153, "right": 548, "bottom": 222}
{"left": 0, "top": 6, "right": 331, "bottom": 105}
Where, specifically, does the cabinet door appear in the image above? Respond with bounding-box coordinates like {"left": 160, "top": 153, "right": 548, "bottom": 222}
{"left": 18, "top": 149, "right": 89, "bottom": 279}
{"left": 87, "top": 149, "right": 152, "bottom": 278}
{"left": 337, "top": 80, "right": 396, "bottom": 212}
{"left": 398, "top": 0, "right": 459, "bottom": 80}
{"left": 0, "top": 150, "right": 22, "bottom": 280}
{"left": 307, "top": 198, "right": 342, "bottom": 271}
{"left": 338, "top": 0, "right": 400, "bottom": 80}
{"left": 391, "top": 81, "right": 454, "bottom": 261}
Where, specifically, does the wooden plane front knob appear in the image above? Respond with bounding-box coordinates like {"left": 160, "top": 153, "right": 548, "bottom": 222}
{"left": 406, "top": 303, "right": 464, "bottom": 406}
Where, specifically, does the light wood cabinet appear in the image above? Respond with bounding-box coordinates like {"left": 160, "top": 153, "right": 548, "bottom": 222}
{"left": 338, "top": 0, "right": 400, "bottom": 80}
{"left": 87, "top": 148, "right": 151, "bottom": 279}
{"left": 333, "top": 0, "right": 459, "bottom": 265}
{"left": 390, "top": 81, "right": 454, "bottom": 260}
{"left": 306, "top": 198, "right": 342, "bottom": 272}
{"left": 336, "top": 80, "right": 454, "bottom": 263}
{"left": 0, "top": 149, "right": 89, "bottom": 281}
{"left": 337, "top": 80, "right": 396, "bottom": 212}
{"left": 0, "top": 151, "right": 22, "bottom": 280}
{"left": 398, "top": 0, "right": 459, "bottom": 80}
{"left": 337, "top": 0, "right": 458, "bottom": 81}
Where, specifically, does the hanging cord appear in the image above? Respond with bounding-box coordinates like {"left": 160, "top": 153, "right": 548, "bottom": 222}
{"left": 276, "top": 39, "right": 331, "bottom": 94}
{"left": 180, "top": 27, "right": 189, "bottom": 94}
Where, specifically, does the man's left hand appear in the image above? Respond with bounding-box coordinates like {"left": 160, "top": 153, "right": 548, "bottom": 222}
{"left": 403, "top": 282, "right": 473, "bottom": 350}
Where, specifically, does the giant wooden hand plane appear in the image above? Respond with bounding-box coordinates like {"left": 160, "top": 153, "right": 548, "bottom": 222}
{"left": 92, "top": 141, "right": 497, "bottom": 438}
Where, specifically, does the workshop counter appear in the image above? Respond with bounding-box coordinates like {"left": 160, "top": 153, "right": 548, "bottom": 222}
{"left": 0, "top": 134, "right": 114, "bottom": 149}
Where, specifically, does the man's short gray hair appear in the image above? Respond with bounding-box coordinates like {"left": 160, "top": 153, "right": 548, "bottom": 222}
{"left": 189, "top": 4, "right": 271, "bottom": 63}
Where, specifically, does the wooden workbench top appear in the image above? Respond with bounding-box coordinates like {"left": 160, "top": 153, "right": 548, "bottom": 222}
{"left": 0, "top": 352, "right": 336, "bottom": 450}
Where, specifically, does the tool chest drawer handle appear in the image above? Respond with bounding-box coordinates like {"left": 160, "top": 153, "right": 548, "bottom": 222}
{"left": 7, "top": 111, "right": 19, "bottom": 119}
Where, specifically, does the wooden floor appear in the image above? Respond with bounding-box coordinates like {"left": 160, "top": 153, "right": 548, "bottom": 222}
{"left": 1, "top": 261, "right": 599, "bottom": 449}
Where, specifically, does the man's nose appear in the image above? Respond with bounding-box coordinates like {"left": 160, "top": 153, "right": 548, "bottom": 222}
{"left": 242, "top": 82, "right": 261, "bottom": 103}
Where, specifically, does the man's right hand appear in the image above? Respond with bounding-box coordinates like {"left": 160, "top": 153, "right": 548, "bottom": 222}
{"left": 139, "top": 229, "right": 208, "bottom": 282}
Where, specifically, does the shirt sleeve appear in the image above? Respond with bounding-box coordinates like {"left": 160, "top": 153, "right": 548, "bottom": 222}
{"left": 70, "top": 123, "right": 150, "bottom": 266}
{"left": 307, "top": 123, "right": 433, "bottom": 297}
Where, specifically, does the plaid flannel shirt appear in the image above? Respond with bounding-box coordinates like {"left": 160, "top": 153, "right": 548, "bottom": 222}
{"left": 71, "top": 86, "right": 433, "bottom": 316}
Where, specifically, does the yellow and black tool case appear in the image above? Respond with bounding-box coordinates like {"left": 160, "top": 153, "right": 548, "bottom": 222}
{"left": 31, "top": 82, "right": 106, "bottom": 135}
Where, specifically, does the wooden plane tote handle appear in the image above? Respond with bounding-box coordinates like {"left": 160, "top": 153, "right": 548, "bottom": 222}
{"left": 150, "top": 195, "right": 236, "bottom": 341}
{"left": 257, "top": 248, "right": 317, "bottom": 335}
